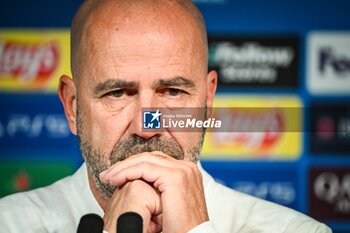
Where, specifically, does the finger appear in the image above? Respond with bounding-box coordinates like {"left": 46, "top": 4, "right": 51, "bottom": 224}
{"left": 112, "top": 180, "right": 163, "bottom": 232}
{"left": 107, "top": 162, "right": 200, "bottom": 195}
{"left": 149, "top": 214, "right": 163, "bottom": 233}
{"left": 99, "top": 152, "right": 165, "bottom": 179}
{"left": 100, "top": 151, "right": 190, "bottom": 180}
{"left": 105, "top": 161, "right": 169, "bottom": 188}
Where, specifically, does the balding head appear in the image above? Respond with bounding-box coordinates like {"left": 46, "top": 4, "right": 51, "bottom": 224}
{"left": 70, "top": 0, "right": 208, "bottom": 84}
{"left": 59, "top": 0, "right": 217, "bottom": 204}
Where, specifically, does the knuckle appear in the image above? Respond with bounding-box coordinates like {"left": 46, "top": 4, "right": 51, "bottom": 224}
{"left": 183, "top": 161, "right": 197, "bottom": 174}
{"left": 187, "top": 160, "right": 198, "bottom": 170}
{"left": 173, "top": 168, "right": 187, "bottom": 183}
{"left": 126, "top": 180, "right": 145, "bottom": 194}
{"left": 140, "top": 161, "right": 151, "bottom": 170}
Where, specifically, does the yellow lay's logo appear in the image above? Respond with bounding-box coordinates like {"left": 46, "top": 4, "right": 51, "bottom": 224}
{"left": 202, "top": 95, "right": 302, "bottom": 160}
{"left": 0, "top": 30, "right": 71, "bottom": 92}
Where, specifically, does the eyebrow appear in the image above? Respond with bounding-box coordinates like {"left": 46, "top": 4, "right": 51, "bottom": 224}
{"left": 93, "top": 79, "right": 137, "bottom": 96}
{"left": 154, "top": 76, "right": 195, "bottom": 89}
{"left": 93, "top": 76, "right": 195, "bottom": 96}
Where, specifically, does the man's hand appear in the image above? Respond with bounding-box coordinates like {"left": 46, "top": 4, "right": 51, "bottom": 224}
{"left": 103, "top": 180, "right": 163, "bottom": 233}
{"left": 100, "top": 151, "right": 209, "bottom": 233}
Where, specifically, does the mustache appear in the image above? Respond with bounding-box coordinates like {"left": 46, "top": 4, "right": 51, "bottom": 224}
{"left": 95, "top": 135, "right": 184, "bottom": 198}
{"left": 109, "top": 135, "right": 184, "bottom": 164}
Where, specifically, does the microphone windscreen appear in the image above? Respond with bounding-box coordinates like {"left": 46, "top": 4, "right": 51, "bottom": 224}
{"left": 77, "top": 213, "right": 104, "bottom": 233}
{"left": 117, "top": 212, "right": 143, "bottom": 233}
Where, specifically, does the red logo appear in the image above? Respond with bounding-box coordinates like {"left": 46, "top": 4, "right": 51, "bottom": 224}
{"left": 213, "top": 108, "right": 284, "bottom": 152}
{"left": 13, "top": 171, "right": 31, "bottom": 191}
{"left": 0, "top": 40, "right": 59, "bottom": 83}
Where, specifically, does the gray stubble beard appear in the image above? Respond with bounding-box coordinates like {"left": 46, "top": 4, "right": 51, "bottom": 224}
{"left": 76, "top": 104, "right": 206, "bottom": 199}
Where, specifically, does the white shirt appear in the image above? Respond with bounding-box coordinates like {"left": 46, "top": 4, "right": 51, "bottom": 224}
{"left": 0, "top": 163, "right": 331, "bottom": 233}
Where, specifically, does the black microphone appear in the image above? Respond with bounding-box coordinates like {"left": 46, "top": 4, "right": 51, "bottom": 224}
{"left": 77, "top": 213, "right": 104, "bottom": 233}
{"left": 117, "top": 212, "right": 143, "bottom": 233}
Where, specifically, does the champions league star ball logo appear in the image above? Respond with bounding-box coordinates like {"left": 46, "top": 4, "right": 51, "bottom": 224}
{"left": 143, "top": 110, "right": 162, "bottom": 129}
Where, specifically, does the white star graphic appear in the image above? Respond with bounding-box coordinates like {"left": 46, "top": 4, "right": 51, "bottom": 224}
{"left": 150, "top": 110, "right": 161, "bottom": 122}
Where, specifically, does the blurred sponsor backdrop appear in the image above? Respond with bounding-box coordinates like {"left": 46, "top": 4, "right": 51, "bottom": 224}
{"left": 1, "top": 0, "right": 350, "bottom": 232}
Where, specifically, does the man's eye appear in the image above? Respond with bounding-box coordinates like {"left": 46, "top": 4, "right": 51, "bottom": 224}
{"left": 105, "top": 89, "right": 125, "bottom": 98}
{"left": 104, "top": 89, "right": 137, "bottom": 98}
{"left": 160, "top": 88, "right": 186, "bottom": 96}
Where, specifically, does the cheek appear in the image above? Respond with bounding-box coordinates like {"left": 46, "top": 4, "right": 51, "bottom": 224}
{"left": 171, "top": 132, "right": 203, "bottom": 159}
{"left": 81, "top": 104, "right": 128, "bottom": 154}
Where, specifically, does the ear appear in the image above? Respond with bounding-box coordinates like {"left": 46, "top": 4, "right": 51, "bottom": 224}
{"left": 58, "top": 75, "right": 78, "bottom": 135}
{"left": 206, "top": 70, "right": 217, "bottom": 109}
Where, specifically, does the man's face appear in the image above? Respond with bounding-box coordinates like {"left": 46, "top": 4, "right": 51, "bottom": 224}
{"left": 73, "top": 9, "right": 214, "bottom": 198}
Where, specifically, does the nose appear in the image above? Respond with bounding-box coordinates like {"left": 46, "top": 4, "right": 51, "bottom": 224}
{"left": 127, "top": 91, "right": 163, "bottom": 140}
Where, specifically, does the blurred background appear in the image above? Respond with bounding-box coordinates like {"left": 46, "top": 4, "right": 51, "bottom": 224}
{"left": 0, "top": 0, "right": 349, "bottom": 232}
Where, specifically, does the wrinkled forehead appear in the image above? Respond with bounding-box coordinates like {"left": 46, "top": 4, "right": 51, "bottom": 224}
{"left": 71, "top": 0, "right": 208, "bottom": 82}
